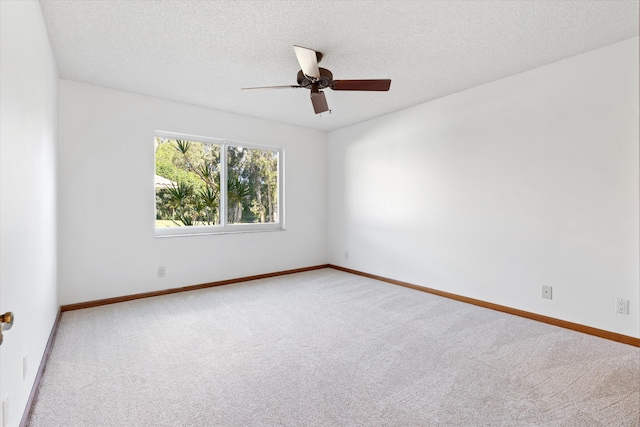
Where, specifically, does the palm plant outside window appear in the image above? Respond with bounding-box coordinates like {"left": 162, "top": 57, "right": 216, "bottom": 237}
{"left": 154, "top": 132, "right": 282, "bottom": 236}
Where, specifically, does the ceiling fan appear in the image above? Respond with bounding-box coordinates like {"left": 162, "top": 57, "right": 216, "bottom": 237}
{"left": 242, "top": 45, "right": 391, "bottom": 114}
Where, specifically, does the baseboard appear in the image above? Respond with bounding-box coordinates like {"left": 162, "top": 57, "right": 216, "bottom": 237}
{"left": 60, "top": 262, "right": 639, "bottom": 346}
{"left": 329, "top": 265, "right": 640, "bottom": 348}
{"left": 61, "top": 264, "right": 331, "bottom": 312}
{"left": 20, "top": 307, "right": 62, "bottom": 427}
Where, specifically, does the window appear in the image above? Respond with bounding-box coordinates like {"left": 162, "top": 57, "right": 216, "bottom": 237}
{"left": 154, "top": 131, "right": 283, "bottom": 236}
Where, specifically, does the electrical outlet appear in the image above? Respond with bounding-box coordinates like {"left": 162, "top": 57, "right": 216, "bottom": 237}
{"left": 23, "top": 355, "right": 28, "bottom": 380}
{"left": 542, "top": 285, "right": 552, "bottom": 300}
{"left": 616, "top": 298, "right": 629, "bottom": 314}
{"left": 2, "top": 395, "right": 8, "bottom": 427}
{"left": 344, "top": 250, "right": 349, "bottom": 259}
{"left": 157, "top": 266, "right": 165, "bottom": 278}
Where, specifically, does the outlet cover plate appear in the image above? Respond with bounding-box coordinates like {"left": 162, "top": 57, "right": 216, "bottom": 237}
{"left": 616, "top": 298, "right": 629, "bottom": 314}
{"left": 542, "top": 285, "right": 552, "bottom": 300}
{"left": 2, "top": 395, "right": 8, "bottom": 427}
{"left": 22, "top": 355, "right": 27, "bottom": 380}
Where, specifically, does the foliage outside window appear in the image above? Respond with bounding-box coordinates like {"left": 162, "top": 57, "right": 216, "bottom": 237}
{"left": 155, "top": 132, "right": 282, "bottom": 236}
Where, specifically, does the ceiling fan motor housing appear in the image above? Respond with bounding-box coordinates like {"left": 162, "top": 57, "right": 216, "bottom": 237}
{"left": 297, "top": 68, "right": 333, "bottom": 89}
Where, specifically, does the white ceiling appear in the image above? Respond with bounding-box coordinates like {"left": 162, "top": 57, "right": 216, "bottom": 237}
{"left": 39, "top": 0, "right": 639, "bottom": 132}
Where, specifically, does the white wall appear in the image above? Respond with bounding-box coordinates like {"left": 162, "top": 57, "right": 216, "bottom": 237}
{"left": 58, "top": 81, "right": 328, "bottom": 305}
{"left": 328, "top": 38, "right": 640, "bottom": 338}
{"left": 0, "top": 1, "right": 59, "bottom": 425}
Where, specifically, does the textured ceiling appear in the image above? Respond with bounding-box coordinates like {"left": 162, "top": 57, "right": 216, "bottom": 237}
{"left": 39, "top": 0, "right": 639, "bottom": 132}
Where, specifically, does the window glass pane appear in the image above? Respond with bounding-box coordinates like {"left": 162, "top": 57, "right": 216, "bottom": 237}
{"left": 227, "top": 146, "right": 279, "bottom": 224}
{"left": 155, "top": 137, "right": 220, "bottom": 227}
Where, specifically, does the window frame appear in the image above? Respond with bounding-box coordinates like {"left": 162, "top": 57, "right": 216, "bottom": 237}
{"left": 154, "top": 130, "right": 285, "bottom": 237}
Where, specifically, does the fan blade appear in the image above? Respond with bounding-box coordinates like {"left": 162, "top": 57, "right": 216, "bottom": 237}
{"left": 294, "top": 45, "right": 320, "bottom": 80}
{"left": 241, "top": 85, "right": 302, "bottom": 90}
{"left": 310, "top": 90, "right": 329, "bottom": 114}
{"left": 331, "top": 79, "right": 391, "bottom": 91}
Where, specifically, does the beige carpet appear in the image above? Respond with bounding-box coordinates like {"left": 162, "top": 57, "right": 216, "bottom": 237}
{"left": 28, "top": 269, "right": 639, "bottom": 426}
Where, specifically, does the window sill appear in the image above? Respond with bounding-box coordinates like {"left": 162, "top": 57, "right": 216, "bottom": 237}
{"left": 154, "top": 224, "right": 285, "bottom": 238}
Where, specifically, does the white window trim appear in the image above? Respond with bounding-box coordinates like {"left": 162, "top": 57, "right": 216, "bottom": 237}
{"left": 154, "top": 130, "right": 285, "bottom": 237}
